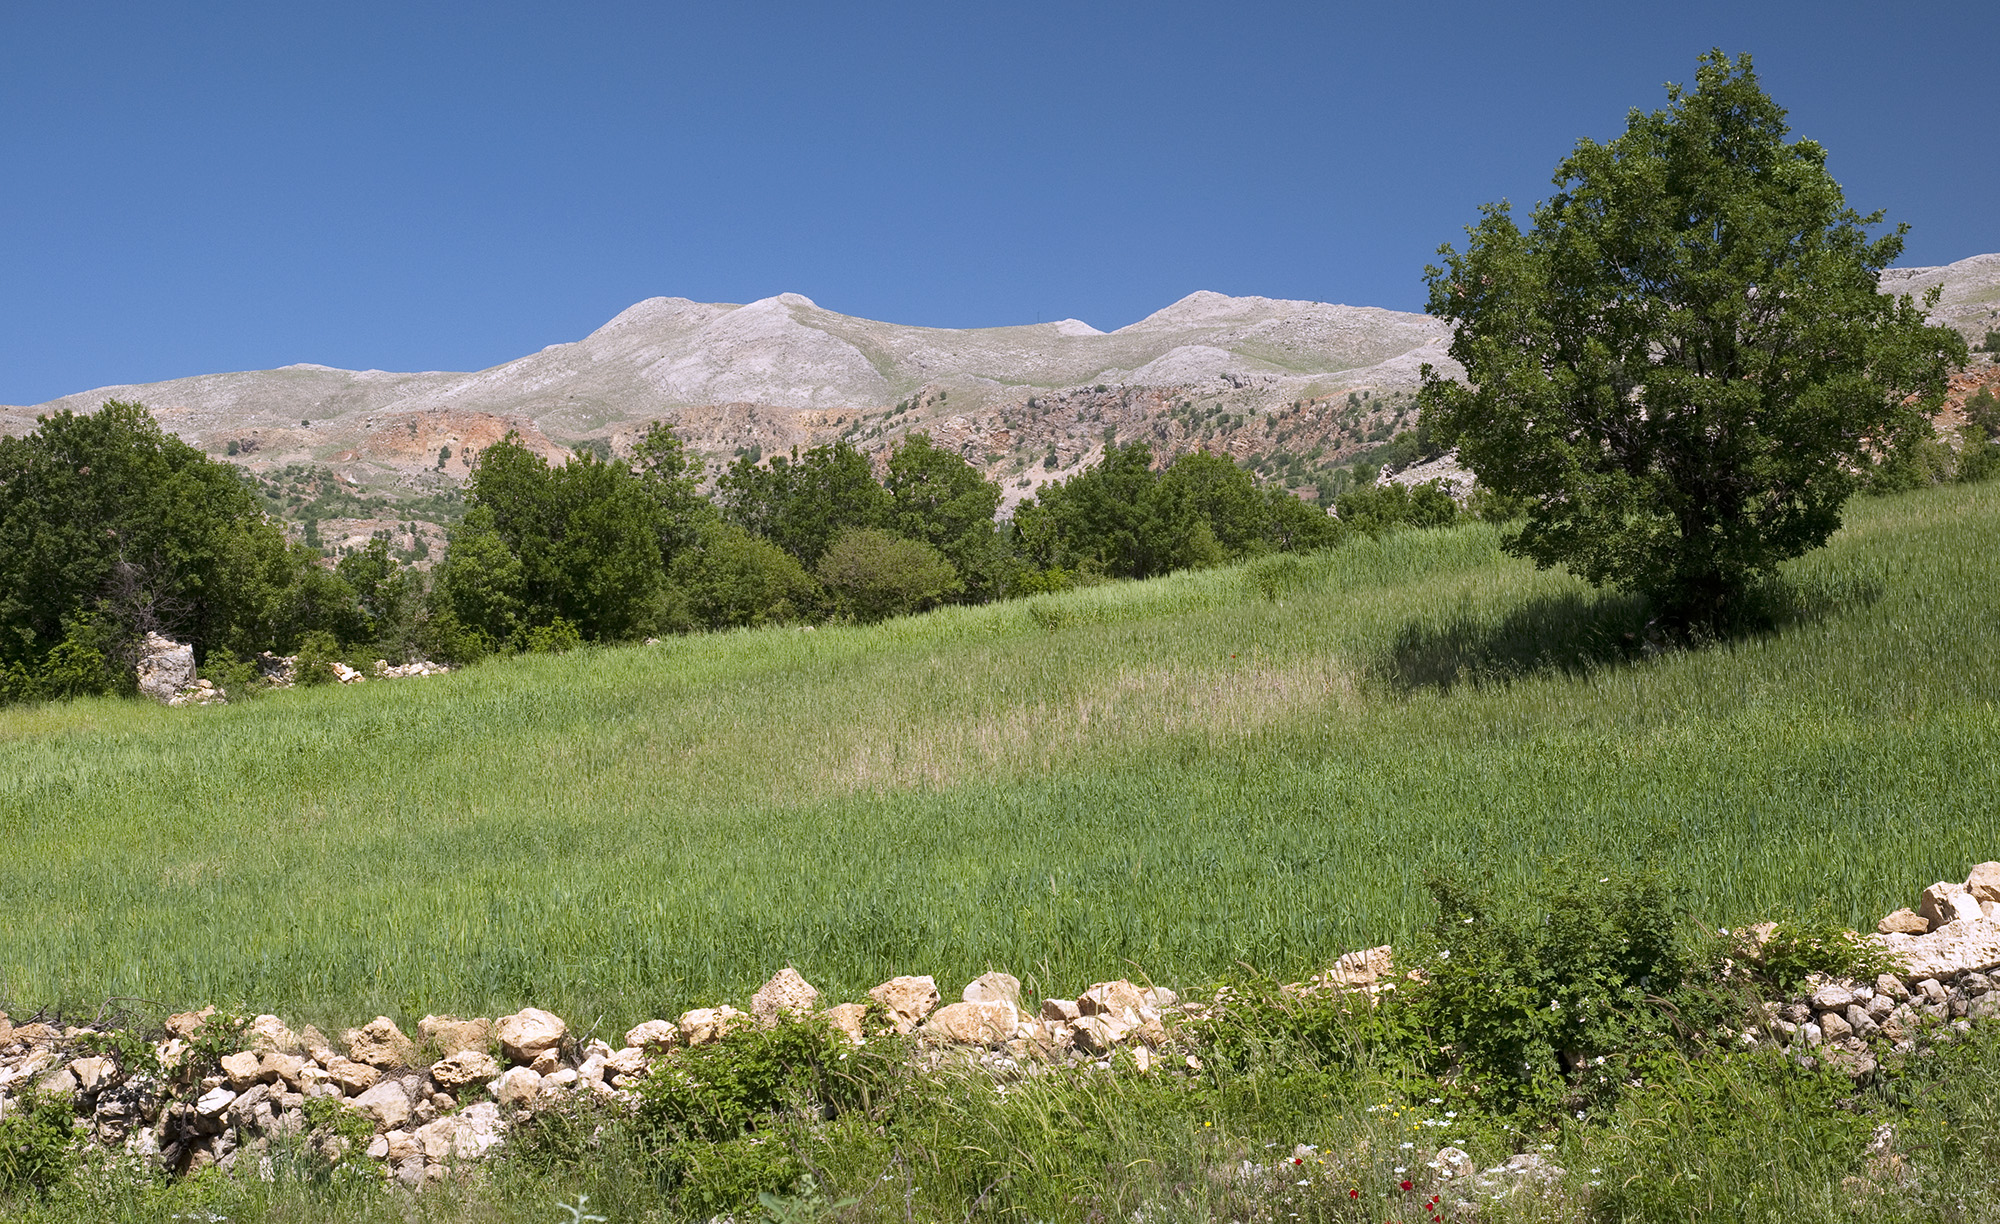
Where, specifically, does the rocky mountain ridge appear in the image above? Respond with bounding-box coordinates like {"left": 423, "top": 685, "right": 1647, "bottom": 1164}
{"left": 5, "top": 254, "right": 1994, "bottom": 544}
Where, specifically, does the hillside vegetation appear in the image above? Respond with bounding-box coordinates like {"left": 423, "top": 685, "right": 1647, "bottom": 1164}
{"left": 4, "top": 480, "right": 1998, "bottom": 1032}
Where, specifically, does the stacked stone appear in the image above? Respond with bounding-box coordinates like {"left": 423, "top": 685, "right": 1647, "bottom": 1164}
{"left": 1737, "top": 861, "right": 2000, "bottom": 1080}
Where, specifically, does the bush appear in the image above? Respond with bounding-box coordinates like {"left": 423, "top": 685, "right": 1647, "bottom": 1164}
{"left": 519, "top": 617, "right": 582, "bottom": 654}
{"left": 1334, "top": 479, "right": 1459, "bottom": 536}
{"left": 293, "top": 630, "right": 342, "bottom": 686}
{"left": 664, "top": 524, "right": 820, "bottom": 631}
{"left": 814, "top": 528, "right": 961, "bottom": 624}
{"left": 633, "top": 1016, "right": 902, "bottom": 1216}
{"left": 1406, "top": 867, "right": 1725, "bottom": 1118}
{"left": 1751, "top": 906, "right": 1892, "bottom": 995}
{"left": 635, "top": 1015, "right": 885, "bottom": 1144}
{"left": 415, "top": 607, "right": 491, "bottom": 667}
{"left": 0, "top": 1089, "right": 77, "bottom": 1194}
{"left": 197, "top": 651, "right": 266, "bottom": 702}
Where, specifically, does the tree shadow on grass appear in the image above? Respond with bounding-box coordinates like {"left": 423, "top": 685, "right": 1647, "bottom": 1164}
{"left": 1374, "top": 568, "right": 1886, "bottom": 694}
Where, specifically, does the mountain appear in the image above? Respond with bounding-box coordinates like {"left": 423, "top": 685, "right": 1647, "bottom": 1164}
{"left": 0, "top": 289, "right": 1446, "bottom": 503}
{"left": 4, "top": 255, "right": 1993, "bottom": 555}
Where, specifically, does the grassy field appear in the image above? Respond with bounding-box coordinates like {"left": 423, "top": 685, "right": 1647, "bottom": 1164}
{"left": 4, "top": 481, "right": 2000, "bottom": 1032}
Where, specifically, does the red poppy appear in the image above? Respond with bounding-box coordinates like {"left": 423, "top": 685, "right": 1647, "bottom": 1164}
{"left": 1349, "top": 1189, "right": 1360, "bottom": 1199}
{"left": 1400, "top": 1180, "right": 1414, "bottom": 1191}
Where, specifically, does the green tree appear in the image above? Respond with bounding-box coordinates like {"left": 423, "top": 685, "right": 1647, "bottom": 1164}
{"left": 630, "top": 421, "right": 717, "bottom": 561}
{"left": 1150, "top": 452, "right": 1271, "bottom": 567}
{"left": 336, "top": 537, "right": 421, "bottom": 659}
{"left": 0, "top": 401, "right": 305, "bottom": 681}
{"left": 663, "top": 523, "right": 821, "bottom": 631}
{"left": 1011, "top": 441, "right": 1163, "bottom": 579}
{"left": 717, "top": 441, "right": 889, "bottom": 567}
{"left": 814, "top": 527, "right": 962, "bottom": 623}
{"left": 1335, "top": 479, "right": 1460, "bottom": 536}
{"left": 1417, "top": 51, "right": 1967, "bottom": 630}
{"left": 453, "top": 434, "right": 666, "bottom": 643}
{"left": 884, "top": 433, "right": 1003, "bottom": 598}
{"left": 431, "top": 506, "right": 526, "bottom": 652}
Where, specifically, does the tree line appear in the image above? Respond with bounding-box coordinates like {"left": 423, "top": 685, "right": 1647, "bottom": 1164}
{"left": 0, "top": 403, "right": 1463, "bottom": 703}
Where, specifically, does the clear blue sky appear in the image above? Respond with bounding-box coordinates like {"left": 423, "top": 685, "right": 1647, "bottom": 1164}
{"left": 4, "top": 1, "right": 1993, "bottom": 405}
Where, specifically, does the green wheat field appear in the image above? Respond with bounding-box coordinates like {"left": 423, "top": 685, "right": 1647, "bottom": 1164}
{"left": 4, "top": 481, "right": 1998, "bottom": 1033}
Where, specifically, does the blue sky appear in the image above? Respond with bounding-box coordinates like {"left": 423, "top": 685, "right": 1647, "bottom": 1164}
{"left": 3, "top": 1, "right": 1994, "bottom": 405}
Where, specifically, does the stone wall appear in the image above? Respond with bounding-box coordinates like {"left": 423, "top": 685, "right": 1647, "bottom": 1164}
{"left": 8, "top": 861, "right": 2000, "bottom": 1191}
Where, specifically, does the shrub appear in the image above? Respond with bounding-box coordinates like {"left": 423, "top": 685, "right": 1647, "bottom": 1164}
{"left": 664, "top": 523, "right": 820, "bottom": 631}
{"left": 1405, "top": 867, "right": 1724, "bottom": 1118}
{"left": 0, "top": 1089, "right": 77, "bottom": 1194}
{"left": 519, "top": 617, "right": 583, "bottom": 654}
{"left": 1334, "top": 479, "right": 1458, "bottom": 536}
{"left": 293, "top": 630, "right": 342, "bottom": 686}
{"left": 635, "top": 1015, "right": 887, "bottom": 1144}
{"left": 814, "top": 528, "right": 961, "bottom": 624}
{"left": 197, "top": 651, "right": 265, "bottom": 701}
{"left": 633, "top": 1016, "right": 902, "bottom": 1216}
{"left": 415, "top": 607, "right": 491, "bottom": 667}
{"left": 1751, "top": 906, "right": 1893, "bottom": 995}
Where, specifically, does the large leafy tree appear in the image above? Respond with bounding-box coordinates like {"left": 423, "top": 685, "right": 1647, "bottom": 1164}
{"left": 0, "top": 401, "right": 299, "bottom": 677}
{"left": 884, "top": 433, "right": 1003, "bottom": 599}
{"left": 452, "top": 433, "right": 666, "bottom": 642}
{"left": 1418, "top": 51, "right": 1966, "bottom": 629}
{"left": 716, "top": 440, "right": 889, "bottom": 567}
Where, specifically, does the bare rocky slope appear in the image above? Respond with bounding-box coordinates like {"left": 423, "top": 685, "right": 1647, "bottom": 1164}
{"left": 0, "top": 289, "right": 1456, "bottom": 529}
{"left": 5, "top": 254, "right": 1994, "bottom": 538}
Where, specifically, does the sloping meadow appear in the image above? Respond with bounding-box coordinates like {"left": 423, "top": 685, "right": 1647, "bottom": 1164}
{"left": 3, "top": 482, "right": 1999, "bottom": 1031}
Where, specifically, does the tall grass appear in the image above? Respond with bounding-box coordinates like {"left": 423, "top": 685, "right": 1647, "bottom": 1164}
{"left": 2, "top": 483, "right": 1998, "bottom": 1031}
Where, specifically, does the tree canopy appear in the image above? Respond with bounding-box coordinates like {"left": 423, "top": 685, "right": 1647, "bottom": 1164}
{"left": 1417, "top": 50, "right": 1967, "bottom": 629}
{"left": 0, "top": 402, "right": 300, "bottom": 691}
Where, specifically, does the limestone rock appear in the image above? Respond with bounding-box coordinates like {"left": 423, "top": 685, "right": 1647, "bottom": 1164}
{"left": 923, "top": 1001, "right": 1019, "bottom": 1046}
{"left": 298, "top": 1025, "right": 341, "bottom": 1064}
{"left": 165, "top": 1007, "right": 217, "bottom": 1040}
{"left": 195, "top": 1086, "right": 237, "bottom": 1118}
{"left": 1039, "top": 998, "right": 1081, "bottom": 1024}
{"left": 1969, "top": 861, "right": 2000, "bottom": 904}
{"left": 417, "top": 1015, "right": 492, "bottom": 1058}
{"left": 751, "top": 968, "right": 821, "bottom": 1025}
{"left": 1920, "top": 882, "right": 1980, "bottom": 931}
{"left": 623, "top": 1020, "right": 678, "bottom": 1050}
{"left": 348, "top": 1017, "right": 417, "bottom": 1069}
{"left": 496, "top": 1008, "right": 567, "bottom": 1063}
{"left": 220, "top": 1050, "right": 267, "bottom": 1090}
{"left": 353, "top": 1079, "right": 413, "bottom": 1130}
{"left": 1314, "top": 945, "right": 1395, "bottom": 989}
{"left": 260, "top": 1051, "right": 305, "bottom": 1088}
{"left": 245, "top": 1015, "right": 301, "bottom": 1055}
{"left": 1078, "top": 980, "right": 1148, "bottom": 1019}
{"left": 1069, "top": 1014, "right": 1131, "bottom": 1055}
{"left": 1432, "top": 1146, "right": 1474, "bottom": 1180}
{"left": 605, "top": 1047, "right": 650, "bottom": 1078}
{"left": 493, "top": 1066, "right": 543, "bottom": 1111}
{"left": 1878, "top": 908, "right": 1929, "bottom": 935}
{"left": 869, "top": 976, "right": 940, "bottom": 1033}
{"left": 68, "top": 1055, "right": 112, "bottom": 1093}
{"left": 821, "top": 1003, "right": 869, "bottom": 1046}
{"left": 962, "top": 972, "right": 1021, "bottom": 1007}
{"left": 429, "top": 1049, "right": 500, "bottom": 1092}
{"left": 1878, "top": 921, "right": 2000, "bottom": 980}
{"left": 135, "top": 633, "right": 195, "bottom": 702}
{"left": 677, "top": 1006, "right": 746, "bottom": 1048}
{"left": 323, "top": 1057, "right": 380, "bottom": 1095}
{"left": 1810, "top": 983, "right": 1859, "bottom": 1012}
{"left": 414, "top": 1101, "right": 505, "bottom": 1162}
{"left": 36, "top": 1066, "right": 78, "bottom": 1097}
